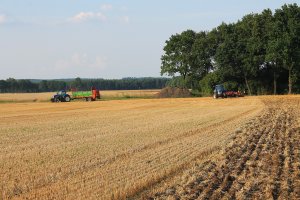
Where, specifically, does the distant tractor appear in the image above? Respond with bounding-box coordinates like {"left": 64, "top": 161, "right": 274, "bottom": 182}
{"left": 213, "top": 84, "right": 244, "bottom": 99}
{"left": 51, "top": 90, "right": 71, "bottom": 102}
{"left": 213, "top": 84, "right": 227, "bottom": 99}
{"left": 51, "top": 87, "right": 100, "bottom": 102}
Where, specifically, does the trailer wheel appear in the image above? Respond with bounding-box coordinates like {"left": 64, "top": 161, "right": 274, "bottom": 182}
{"left": 88, "top": 97, "right": 92, "bottom": 101}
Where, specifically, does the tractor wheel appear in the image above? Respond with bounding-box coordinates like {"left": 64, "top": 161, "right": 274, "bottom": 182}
{"left": 88, "top": 97, "right": 92, "bottom": 102}
{"left": 213, "top": 93, "right": 217, "bottom": 99}
{"left": 55, "top": 98, "right": 60, "bottom": 102}
{"left": 65, "top": 96, "right": 71, "bottom": 102}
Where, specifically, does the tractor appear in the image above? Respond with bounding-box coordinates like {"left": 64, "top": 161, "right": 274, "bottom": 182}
{"left": 213, "top": 84, "right": 227, "bottom": 98}
{"left": 51, "top": 90, "right": 71, "bottom": 102}
{"left": 213, "top": 84, "right": 244, "bottom": 99}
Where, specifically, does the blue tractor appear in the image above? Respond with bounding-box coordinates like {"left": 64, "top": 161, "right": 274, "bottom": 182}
{"left": 213, "top": 84, "right": 227, "bottom": 99}
{"left": 51, "top": 90, "right": 71, "bottom": 102}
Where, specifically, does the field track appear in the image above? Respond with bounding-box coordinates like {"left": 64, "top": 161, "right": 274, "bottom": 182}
{"left": 145, "top": 96, "right": 300, "bottom": 200}
{"left": 0, "top": 96, "right": 299, "bottom": 199}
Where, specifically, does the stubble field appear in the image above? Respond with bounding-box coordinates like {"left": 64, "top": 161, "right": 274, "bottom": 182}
{"left": 0, "top": 95, "right": 299, "bottom": 199}
{"left": 0, "top": 89, "right": 160, "bottom": 103}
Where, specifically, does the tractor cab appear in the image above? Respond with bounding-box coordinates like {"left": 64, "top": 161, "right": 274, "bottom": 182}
{"left": 57, "top": 90, "right": 66, "bottom": 96}
{"left": 51, "top": 90, "right": 71, "bottom": 102}
{"left": 213, "top": 84, "right": 227, "bottom": 98}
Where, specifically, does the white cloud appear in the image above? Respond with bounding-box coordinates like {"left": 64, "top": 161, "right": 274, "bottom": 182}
{"left": 68, "top": 5, "right": 131, "bottom": 24}
{"left": 69, "top": 12, "right": 106, "bottom": 23}
{"left": 101, "top": 4, "right": 113, "bottom": 11}
{"left": 0, "top": 15, "right": 7, "bottom": 24}
{"left": 120, "top": 16, "right": 129, "bottom": 24}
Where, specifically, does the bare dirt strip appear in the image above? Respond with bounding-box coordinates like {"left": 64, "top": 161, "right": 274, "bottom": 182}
{"left": 142, "top": 96, "right": 300, "bottom": 200}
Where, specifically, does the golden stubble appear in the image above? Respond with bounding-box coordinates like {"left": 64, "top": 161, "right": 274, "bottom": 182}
{"left": 0, "top": 90, "right": 160, "bottom": 102}
{"left": 0, "top": 96, "right": 264, "bottom": 199}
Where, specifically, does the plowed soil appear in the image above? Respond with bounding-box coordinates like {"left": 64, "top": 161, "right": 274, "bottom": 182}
{"left": 143, "top": 96, "right": 300, "bottom": 200}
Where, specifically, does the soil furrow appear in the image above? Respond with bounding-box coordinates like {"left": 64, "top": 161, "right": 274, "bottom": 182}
{"left": 147, "top": 97, "right": 300, "bottom": 200}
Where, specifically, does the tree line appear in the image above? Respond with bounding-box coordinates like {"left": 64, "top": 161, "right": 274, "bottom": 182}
{"left": 0, "top": 77, "right": 169, "bottom": 93}
{"left": 161, "top": 4, "right": 300, "bottom": 95}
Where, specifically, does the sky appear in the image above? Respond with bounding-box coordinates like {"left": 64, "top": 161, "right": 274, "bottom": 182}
{"left": 0, "top": 0, "right": 298, "bottom": 79}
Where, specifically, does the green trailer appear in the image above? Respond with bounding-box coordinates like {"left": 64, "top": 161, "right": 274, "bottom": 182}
{"left": 71, "top": 87, "right": 100, "bottom": 101}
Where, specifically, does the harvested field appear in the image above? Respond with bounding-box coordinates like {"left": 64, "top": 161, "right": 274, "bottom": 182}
{"left": 1, "top": 96, "right": 299, "bottom": 200}
{"left": 0, "top": 89, "right": 160, "bottom": 102}
{"left": 100, "top": 89, "right": 160, "bottom": 99}
{"left": 144, "top": 96, "right": 300, "bottom": 200}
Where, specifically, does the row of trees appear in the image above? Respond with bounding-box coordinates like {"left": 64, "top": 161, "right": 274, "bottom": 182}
{"left": 0, "top": 77, "right": 169, "bottom": 93}
{"left": 161, "top": 4, "right": 300, "bottom": 95}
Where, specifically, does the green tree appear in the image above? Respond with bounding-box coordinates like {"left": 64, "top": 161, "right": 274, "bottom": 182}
{"left": 161, "top": 3, "right": 300, "bottom": 95}
{"left": 215, "top": 14, "right": 266, "bottom": 95}
{"left": 6, "top": 78, "right": 18, "bottom": 92}
{"left": 38, "top": 80, "right": 49, "bottom": 92}
{"left": 215, "top": 22, "right": 252, "bottom": 94}
{"left": 264, "top": 9, "right": 283, "bottom": 95}
{"left": 199, "top": 71, "right": 222, "bottom": 96}
{"left": 191, "top": 31, "right": 215, "bottom": 82}
{"left": 18, "top": 80, "right": 37, "bottom": 92}
{"left": 161, "top": 30, "right": 196, "bottom": 87}
{"left": 72, "top": 77, "right": 83, "bottom": 89}
{"left": 0, "top": 80, "right": 8, "bottom": 92}
{"left": 274, "top": 4, "right": 300, "bottom": 94}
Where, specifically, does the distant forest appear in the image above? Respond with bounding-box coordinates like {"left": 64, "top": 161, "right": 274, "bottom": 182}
{"left": 0, "top": 77, "right": 169, "bottom": 93}
{"left": 161, "top": 4, "right": 300, "bottom": 95}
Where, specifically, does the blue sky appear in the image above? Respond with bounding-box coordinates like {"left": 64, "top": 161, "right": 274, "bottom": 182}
{"left": 0, "top": 0, "right": 298, "bottom": 79}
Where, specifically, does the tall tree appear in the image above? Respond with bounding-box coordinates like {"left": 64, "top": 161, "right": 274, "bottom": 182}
{"left": 264, "top": 9, "right": 283, "bottom": 95}
{"left": 38, "top": 80, "right": 49, "bottom": 92}
{"left": 215, "top": 21, "right": 256, "bottom": 95}
{"left": 191, "top": 31, "right": 215, "bottom": 81}
{"left": 6, "top": 78, "right": 18, "bottom": 92}
{"left": 0, "top": 80, "right": 8, "bottom": 93}
{"left": 274, "top": 4, "right": 300, "bottom": 94}
{"left": 72, "top": 77, "right": 83, "bottom": 89}
{"left": 161, "top": 30, "right": 196, "bottom": 87}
